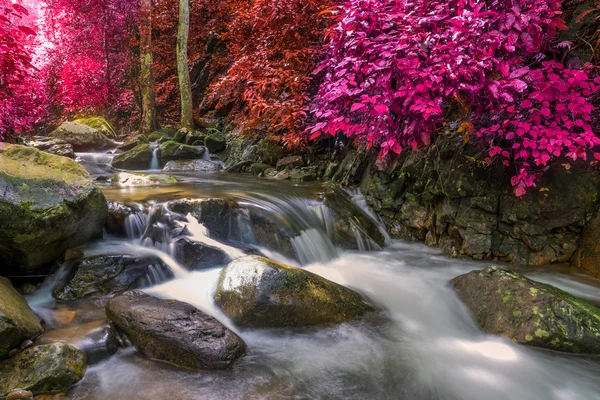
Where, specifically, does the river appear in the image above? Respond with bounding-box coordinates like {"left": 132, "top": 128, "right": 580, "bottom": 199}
{"left": 27, "top": 159, "right": 600, "bottom": 400}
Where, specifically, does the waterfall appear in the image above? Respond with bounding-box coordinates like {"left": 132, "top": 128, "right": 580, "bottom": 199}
{"left": 150, "top": 147, "right": 159, "bottom": 170}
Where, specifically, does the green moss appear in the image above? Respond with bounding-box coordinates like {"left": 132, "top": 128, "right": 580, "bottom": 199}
{"left": 72, "top": 117, "right": 116, "bottom": 138}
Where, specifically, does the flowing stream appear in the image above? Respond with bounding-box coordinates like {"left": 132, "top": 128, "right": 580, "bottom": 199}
{"left": 26, "top": 154, "right": 600, "bottom": 400}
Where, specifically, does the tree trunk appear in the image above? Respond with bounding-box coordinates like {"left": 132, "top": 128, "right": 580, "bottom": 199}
{"left": 139, "top": 0, "right": 156, "bottom": 135}
{"left": 177, "top": 0, "right": 193, "bottom": 129}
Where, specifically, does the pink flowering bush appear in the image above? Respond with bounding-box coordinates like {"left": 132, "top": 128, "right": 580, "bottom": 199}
{"left": 309, "top": 0, "right": 599, "bottom": 195}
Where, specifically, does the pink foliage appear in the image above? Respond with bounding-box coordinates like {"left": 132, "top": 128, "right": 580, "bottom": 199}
{"left": 0, "top": 0, "right": 47, "bottom": 139}
{"left": 309, "top": 0, "right": 599, "bottom": 195}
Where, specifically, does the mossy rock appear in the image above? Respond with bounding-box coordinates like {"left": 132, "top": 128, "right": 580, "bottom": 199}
{"left": 250, "top": 163, "right": 271, "bottom": 176}
{"left": 205, "top": 135, "right": 226, "bottom": 153}
{"left": 0, "top": 277, "right": 43, "bottom": 359}
{"left": 0, "top": 144, "right": 108, "bottom": 275}
{"left": 172, "top": 129, "right": 189, "bottom": 144}
{"left": 185, "top": 133, "right": 205, "bottom": 146}
{"left": 214, "top": 255, "right": 374, "bottom": 328}
{"left": 53, "top": 255, "right": 172, "bottom": 300}
{"left": 157, "top": 141, "right": 205, "bottom": 164}
{"left": 72, "top": 117, "right": 116, "bottom": 139}
{"left": 0, "top": 343, "right": 86, "bottom": 395}
{"left": 116, "top": 136, "right": 143, "bottom": 152}
{"left": 451, "top": 266, "right": 600, "bottom": 354}
{"left": 49, "top": 122, "right": 113, "bottom": 151}
{"left": 111, "top": 172, "right": 179, "bottom": 187}
{"left": 112, "top": 144, "right": 153, "bottom": 170}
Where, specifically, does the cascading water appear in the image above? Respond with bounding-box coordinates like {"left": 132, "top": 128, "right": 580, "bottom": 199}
{"left": 150, "top": 144, "right": 159, "bottom": 170}
{"left": 26, "top": 170, "right": 600, "bottom": 400}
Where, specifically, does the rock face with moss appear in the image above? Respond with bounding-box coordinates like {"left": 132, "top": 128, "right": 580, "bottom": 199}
{"left": 72, "top": 117, "right": 117, "bottom": 139}
{"left": 0, "top": 277, "right": 43, "bottom": 359}
{"left": 451, "top": 266, "right": 600, "bottom": 354}
{"left": 111, "top": 172, "right": 178, "bottom": 187}
{"left": 157, "top": 141, "right": 205, "bottom": 164}
{"left": 0, "top": 144, "right": 108, "bottom": 275}
{"left": 53, "top": 255, "right": 173, "bottom": 301}
{"left": 48, "top": 122, "right": 114, "bottom": 151}
{"left": 106, "top": 291, "right": 246, "bottom": 370}
{"left": 215, "top": 255, "right": 373, "bottom": 327}
{"left": 112, "top": 144, "right": 153, "bottom": 170}
{"left": 0, "top": 343, "right": 86, "bottom": 396}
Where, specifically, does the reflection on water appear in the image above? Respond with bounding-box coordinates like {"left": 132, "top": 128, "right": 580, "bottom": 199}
{"left": 26, "top": 170, "right": 600, "bottom": 400}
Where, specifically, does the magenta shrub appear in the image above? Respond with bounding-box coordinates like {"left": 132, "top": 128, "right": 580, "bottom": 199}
{"left": 309, "top": 0, "right": 599, "bottom": 195}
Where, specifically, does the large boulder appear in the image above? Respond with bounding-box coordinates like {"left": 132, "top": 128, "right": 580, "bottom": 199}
{"left": 106, "top": 291, "right": 246, "bottom": 370}
{"left": 0, "top": 343, "right": 86, "bottom": 396}
{"left": 162, "top": 159, "right": 222, "bottom": 173}
{"left": 215, "top": 255, "right": 374, "bottom": 327}
{"left": 157, "top": 141, "right": 205, "bottom": 164}
{"left": 111, "top": 172, "right": 178, "bottom": 187}
{"left": 204, "top": 135, "right": 226, "bottom": 153}
{"left": 53, "top": 255, "right": 173, "bottom": 301}
{"left": 451, "top": 266, "right": 600, "bottom": 354}
{"left": 72, "top": 117, "right": 117, "bottom": 139}
{"left": 112, "top": 144, "right": 153, "bottom": 170}
{"left": 48, "top": 122, "right": 114, "bottom": 151}
{"left": 0, "top": 144, "right": 108, "bottom": 275}
{"left": 0, "top": 277, "right": 43, "bottom": 359}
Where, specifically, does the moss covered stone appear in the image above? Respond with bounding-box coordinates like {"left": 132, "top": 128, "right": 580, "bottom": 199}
{"left": 112, "top": 144, "right": 153, "bottom": 170}
{"left": 0, "top": 144, "right": 108, "bottom": 275}
{"left": 72, "top": 117, "right": 116, "bottom": 139}
{"left": 48, "top": 122, "right": 114, "bottom": 151}
{"left": 157, "top": 141, "right": 205, "bottom": 164}
{"left": 0, "top": 277, "right": 43, "bottom": 359}
{"left": 0, "top": 343, "right": 86, "bottom": 395}
{"left": 214, "top": 255, "right": 374, "bottom": 328}
{"left": 205, "top": 135, "right": 226, "bottom": 153}
{"left": 111, "top": 172, "right": 178, "bottom": 187}
{"left": 451, "top": 266, "right": 600, "bottom": 354}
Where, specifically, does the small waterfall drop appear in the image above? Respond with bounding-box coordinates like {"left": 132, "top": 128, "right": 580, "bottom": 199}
{"left": 150, "top": 144, "right": 159, "bottom": 170}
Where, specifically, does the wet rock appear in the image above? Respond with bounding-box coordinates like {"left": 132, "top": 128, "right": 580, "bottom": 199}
{"left": 290, "top": 170, "right": 316, "bottom": 182}
{"left": 0, "top": 277, "right": 43, "bottom": 359}
{"left": 573, "top": 209, "right": 600, "bottom": 278}
{"left": 0, "top": 343, "right": 86, "bottom": 396}
{"left": 276, "top": 155, "right": 303, "bottom": 170}
{"left": 48, "top": 122, "right": 114, "bottom": 151}
{"left": 106, "top": 291, "right": 246, "bottom": 370}
{"left": 0, "top": 144, "right": 108, "bottom": 276}
{"left": 35, "top": 320, "right": 119, "bottom": 365}
{"left": 174, "top": 237, "right": 230, "bottom": 270}
{"left": 451, "top": 266, "right": 600, "bottom": 354}
{"left": 77, "top": 159, "right": 116, "bottom": 178}
{"left": 205, "top": 135, "right": 226, "bottom": 153}
{"left": 105, "top": 202, "right": 139, "bottom": 236}
{"left": 157, "top": 141, "right": 205, "bottom": 164}
{"left": 111, "top": 172, "right": 178, "bottom": 187}
{"left": 168, "top": 198, "right": 239, "bottom": 240}
{"left": 214, "top": 255, "right": 374, "bottom": 328}
{"left": 6, "top": 389, "right": 33, "bottom": 400}
{"left": 112, "top": 144, "right": 153, "bottom": 170}
{"left": 162, "top": 159, "right": 222, "bottom": 173}
{"left": 53, "top": 255, "right": 173, "bottom": 301}
{"left": 30, "top": 138, "right": 75, "bottom": 159}
{"left": 116, "top": 136, "right": 142, "bottom": 152}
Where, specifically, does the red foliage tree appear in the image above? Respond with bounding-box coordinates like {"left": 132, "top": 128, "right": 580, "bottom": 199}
{"left": 0, "top": 0, "right": 47, "bottom": 140}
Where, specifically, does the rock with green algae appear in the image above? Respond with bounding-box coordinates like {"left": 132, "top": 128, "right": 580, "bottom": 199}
{"left": 157, "top": 141, "right": 205, "bottom": 164}
{"left": 106, "top": 291, "right": 246, "bottom": 370}
{"left": 214, "top": 255, "right": 374, "bottom": 328}
{"left": 111, "top": 172, "right": 179, "bottom": 187}
{"left": 111, "top": 144, "right": 153, "bottom": 170}
{"left": 0, "top": 144, "right": 108, "bottom": 276}
{"left": 451, "top": 266, "right": 600, "bottom": 354}
{"left": 204, "top": 135, "right": 226, "bottom": 153}
{"left": 0, "top": 343, "right": 86, "bottom": 396}
{"left": 72, "top": 117, "right": 116, "bottom": 139}
{"left": 48, "top": 122, "right": 114, "bottom": 151}
{"left": 0, "top": 277, "right": 43, "bottom": 359}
